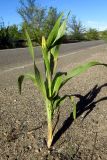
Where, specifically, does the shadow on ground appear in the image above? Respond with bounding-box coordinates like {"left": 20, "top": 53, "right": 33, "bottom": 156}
{"left": 52, "top": 83, "right": 107, "bottom": 146}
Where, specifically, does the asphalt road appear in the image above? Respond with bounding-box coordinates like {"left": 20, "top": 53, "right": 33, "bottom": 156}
{"left": 0, "top": 40, "right": 106, "bottom": 88}
{"left": 0, "top": 40, "right": 105, "bottom": 71}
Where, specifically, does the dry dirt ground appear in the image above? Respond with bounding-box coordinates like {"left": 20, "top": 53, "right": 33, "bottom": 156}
{"left": 0, "top": 44, "right": 107, "bottom": 160}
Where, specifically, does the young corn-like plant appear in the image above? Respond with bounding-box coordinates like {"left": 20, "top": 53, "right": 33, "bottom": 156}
{"left": 18, "top": 13, "right": 107, "bottom": 149}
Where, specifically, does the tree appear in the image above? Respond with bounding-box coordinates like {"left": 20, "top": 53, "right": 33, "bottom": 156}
{"left": 0, "top": 24, "right": 21, "bottom": 49}
{"left": 17, "top": 0, "right": 46, "bottom": 29}
{"left": 43, "top": 7, "right": 60, "bottom": 38}
{"left": 85, "top": 28, "right": 99, "bottom": 40}
{"left": 18, "top": 0, "right": 46, "bottom": 42}
{"left": 8, "top": 25, "right": 20, "bottom": 40}
{"left": 0, "top": 27, "right": 12, "bottom": 48}
{"left": 68, "top": 15, "right": 85, "bottom": 41}
{"left": 0, "top": 17, "right": 4, "bottom": 29}
{"left": 17, "top": 1, "right": 60, "bottom": 43}
{"left": 101, "top": 30, "right": 107, "bottom": 40}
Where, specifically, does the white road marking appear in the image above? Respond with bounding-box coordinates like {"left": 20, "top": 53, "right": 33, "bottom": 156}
{"left": 0, "top": 44, "right": 105, "bottom": 75}
{"left": 59, "top": 44, "right": 104, "bottom": 58}
{"left": 0, "top": 60, "right": 43, "bottom": 75}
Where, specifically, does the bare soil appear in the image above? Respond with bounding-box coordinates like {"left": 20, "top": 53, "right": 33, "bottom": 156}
{"left": 0, "top": 44, "right": 107, "bottom": 160}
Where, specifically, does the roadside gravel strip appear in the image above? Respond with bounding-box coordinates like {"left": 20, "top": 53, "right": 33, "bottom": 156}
{"left": 0, "top": 43, "right": 107, "bottom": 159}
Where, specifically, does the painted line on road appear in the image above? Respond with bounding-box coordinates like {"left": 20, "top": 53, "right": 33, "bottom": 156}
{"left": 0, "top": 60, "right": 42, "bottom": 75}
{"left": 0, "top": 44, "right": 104, "bottom": 75}
{"left": 59, "top": 43, "right": 104, "bottom": 58}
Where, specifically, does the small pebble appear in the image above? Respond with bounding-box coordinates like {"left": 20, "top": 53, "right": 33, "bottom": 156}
{"left": 28, "top": 145, "right": 32, "bottom": 150}
{"left": 35, "top": 149, "right": 39, "bottom": 153}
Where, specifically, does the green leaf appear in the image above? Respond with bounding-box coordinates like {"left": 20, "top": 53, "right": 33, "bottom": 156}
{"left": 18, "top": 73, "right": 37, "bottom": 94}
{"left": 53, "top": 95, "right": 67, "bottom": 110}
{"left": 42, "top": 36, "right": 50, "bottom": 76}
{"left": 47, "top": 13, "right": 64, "bottom": 49}
{"left": 51, "top": 45, "right": 60, "bottom": 60}
{"left": 52, "top": 12, "right": 70, "bottom": 45}
{"left": 18, "top": 75, "right": 24, "bottom": 94}
{"left": 42, "top": 36, "right": 46, "bottom": 49}
{"left": 62, "top": 61, "right": 107, "bottom": 88}
{"left": 52, "top": 72, "right": 67, "bottom": 95}
{"left": 34, "top": 62, "right": 46, "bottom": 96}
{"left": 51, "top": 45, "right": 60, "bottom": 73}
{"left": 53, "top": 76, "right": 62, "bottom": 94}
{"left": 50, "top": 53, "right": 54, "bottom": 77}
{"left": 18, "top": 63, "right": 46, "bottom": 97}
{"left": 70, "top": 96, "right": 76, "bottom": 119}
{"left": 54, "top": 19, "right": 66, "bottom": 43}
{"left": 25, "top": 29, "right": 34, "bottom": 61}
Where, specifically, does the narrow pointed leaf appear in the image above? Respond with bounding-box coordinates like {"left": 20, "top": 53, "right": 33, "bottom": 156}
{"left": 18, "top": 75, "right": 24, "bottom": 94}
{"left": 53, "top": 19, "right": 66, "bottom": 43}
{"left": 52, "top": 72, "right": 67, "bottom": 95}
{"left": 53, "top": 95, "right": 68, "bottom": 110}
{"left": 18, "top": 73, "right": 37, "bottom": 94}
{"left": 42, "top": 36, "right": 50, "bottom": 75}
{"left": 52, "top": 74, "right": 63, "bottom": 94}
{"left": 51, "top": 45, "right": 60, "bottom": 60}
{"left": 25, "top": 29, "right": 34, "bottom": 61}
{"left": 42, "top": 36, "right": 46, "bottom": 49}
{"left": 34, "top": 62, "right": 46, "bottom": 96}
{"left": 53, "top": 12, "right": 70, "bottom": 45}
{"left": 61, "top": 62, "right": 107, "bottom": 88}
{"left": 51, "top": 45, "right": 60, "bottom": 73}
{"left": 50, "top": 53, "right": 54, "bottom": 77}
{"left": 47, "top": 13, "right": 63, "bottom": 49}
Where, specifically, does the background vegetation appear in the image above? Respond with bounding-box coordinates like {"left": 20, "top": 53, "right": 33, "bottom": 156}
{"left": 0, "top": 0, "right": 107, "bottom": 49}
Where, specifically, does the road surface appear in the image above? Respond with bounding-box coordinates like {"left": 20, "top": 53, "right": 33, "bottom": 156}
{"left": 0, "top": 40, "right": 106, "bottom": 87}
{"left": 0, "top": 40, "right": 105, "bottom": 71}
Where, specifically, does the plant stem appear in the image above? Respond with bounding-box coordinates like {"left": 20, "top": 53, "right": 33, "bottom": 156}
{"left": 46, "top": 100, "right": 53, "bottom": 148}
{"left": 47, "top": 117, "right": 53, "bottom": 148}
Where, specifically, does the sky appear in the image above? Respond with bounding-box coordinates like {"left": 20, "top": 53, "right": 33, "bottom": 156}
{"left": 0, "top": 0, "right": 107, "bottom": 31}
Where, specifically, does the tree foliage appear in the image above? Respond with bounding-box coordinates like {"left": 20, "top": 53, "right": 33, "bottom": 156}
{"left": 0, "top": 24, "right": 22, "bottom": 49}
{"left": 101, "top": 30, "right": 107, "bottom": 40}
{"left": 68, "top": 15, "right": 85, "bottom": 41}
{"left": 18, "top": 0, "right": 46, "bottom": 28}
{"left": 17, "top": 0, "right": 61, "bottom": 43}
{"left": 43, "top": 7, "right": 60, "bottom": 38}
{"left": 0, "top": 17, "right": 5, "bottom": 29}
{"left": 85, "top": 28, "right": 99, "bottom": 40}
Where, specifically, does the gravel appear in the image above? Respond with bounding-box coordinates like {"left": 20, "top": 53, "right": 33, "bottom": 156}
{"left": 0, "top": 44, "right": 107, "bottom": 159}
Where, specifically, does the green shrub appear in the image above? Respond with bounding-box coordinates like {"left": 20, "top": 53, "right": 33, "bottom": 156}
{"left": 68, "top": 15, "right": 85, "bottom": 41}
{"left": 101, "top": 30, "right": 107, "bottom": 40}
{"left": 0, "top": 25, "right": 20, "bottom": 49}
{"left": 85, "top": 28, "right": 99, "bottom": 40}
